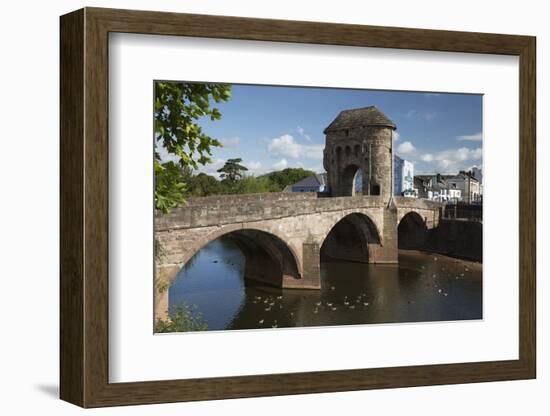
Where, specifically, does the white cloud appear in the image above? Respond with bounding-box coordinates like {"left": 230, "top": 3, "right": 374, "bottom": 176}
{"left": 198, "top": 158, "right": 226, "bottom": 177}
{"left": 245, "top": 161, "right": 265, "bottom": 175}
{"left": 433, "top": 147, "right": 482, "bottom": 162}
{"left": 393, "top": 131, "right": 400, "bottom": 141}
{"left": 267, "top": 134, "right": 323, "bottom": 160}
{"left": 272, "top": 159, "right": 288, "bottom": 170}
{"left": 414, "top": 146, "right": 482, "bottom": 174}
{"left": 268, "top": 134, "right": 301, "bottom": 158}
{"left": 456, "top": 132, "right": 483, "bottom": 142}
{"left": 397, "top": 141, "right": 416, "bottom": 154}
{"left": 247, "top": 161, "right": 262, "bottom": 170}
{"left": 219, "top": 137, "right": 241, "bottom": 148}
{"left": 297, "top": 126, "right": 312, "bottom": 141}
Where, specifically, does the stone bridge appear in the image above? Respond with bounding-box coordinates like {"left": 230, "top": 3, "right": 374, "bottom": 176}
{"left": 155, "top": 192, "right": 442, "bottom": 319}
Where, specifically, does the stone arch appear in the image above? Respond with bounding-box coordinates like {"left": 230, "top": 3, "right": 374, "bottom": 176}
{"left": 398, "top": 211, "right": 428, "bottom": 250}
{"left": 340, "top": 164, "right": 362, "bottom": 196}
{"left": 181, "top": 225, "right": 302, "bottom": 283}
{"left": 320, "top": 212, "right": 382, "bottom": 263}
{"left": 155, "top": 225, "right": 302, "bottom": 320}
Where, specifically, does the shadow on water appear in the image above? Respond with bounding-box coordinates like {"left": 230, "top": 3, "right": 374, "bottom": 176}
{"left": 169, "top": 238, "right": 482, "bottom": 332}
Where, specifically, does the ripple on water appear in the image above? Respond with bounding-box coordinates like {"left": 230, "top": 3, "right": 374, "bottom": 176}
{"left": 169, "top": 242, "right": 482, "bottom": 332}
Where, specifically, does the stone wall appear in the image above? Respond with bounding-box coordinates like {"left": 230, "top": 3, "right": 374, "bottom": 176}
{"left": 427, "top": 219, "right": 483, "bottom": 262}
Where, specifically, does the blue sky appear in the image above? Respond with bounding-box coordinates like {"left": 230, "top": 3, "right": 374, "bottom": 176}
{"left": 172, "top": 84, "right": 482, "bottom": 176}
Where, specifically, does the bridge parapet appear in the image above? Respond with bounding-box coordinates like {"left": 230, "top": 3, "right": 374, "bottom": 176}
{"left": 185, "top": 192, "right": 317, "bottom": 206}
{"left": 155, "top": 193, "right": 391, "bottom": 231}
{"left": 393, "top": 196, "right": 443, "bottom": 210}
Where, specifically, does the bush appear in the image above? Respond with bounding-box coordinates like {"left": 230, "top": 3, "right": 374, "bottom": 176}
{"left": 155, "top": 303, "right": 208, "bottom": 333}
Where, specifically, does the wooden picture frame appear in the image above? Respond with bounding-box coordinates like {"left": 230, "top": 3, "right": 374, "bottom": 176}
{"left": 60, "top": 7, "right": 536, "bottom": 408}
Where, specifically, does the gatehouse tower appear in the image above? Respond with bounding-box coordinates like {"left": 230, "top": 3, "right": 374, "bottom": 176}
{"left": 323, "top": 106, "right": 396, "bottom": 199}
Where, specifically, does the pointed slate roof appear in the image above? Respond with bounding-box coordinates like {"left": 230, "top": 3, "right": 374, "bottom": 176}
{"left": 324, "top": 106, "right": 396, "bottom": 133}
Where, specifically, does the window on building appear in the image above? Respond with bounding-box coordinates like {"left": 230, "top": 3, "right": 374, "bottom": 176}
{"left": 371, "top": 184, "right": 380, "bottom": 195}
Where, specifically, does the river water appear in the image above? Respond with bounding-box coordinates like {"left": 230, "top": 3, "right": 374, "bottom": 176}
{"left": 169, "top": 238, "right": 482, "bottom": 331}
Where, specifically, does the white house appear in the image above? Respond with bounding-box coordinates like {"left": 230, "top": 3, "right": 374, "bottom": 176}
{"left": 414, "top": 174, "right": 462, "bottom": 203}
{"left": 393, "top": 155, "right": 416, "bottom": 197}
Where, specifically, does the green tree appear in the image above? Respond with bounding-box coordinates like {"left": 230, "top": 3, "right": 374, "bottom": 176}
{"left": 154, "top": 81, "right": 231, "bottom": 212}
{"left": 233, "top": 175, "right": 276, "bottom": 194}
{"left": 261, "top": 168, "right": 316, "bottom": 191}
{"left": 217, "top": 158, "right": 248, "bottom": 183}
{"left": 154, "top": 161, "right": 188, "bottom": 213}
{"left": 188, "top": 173, "right": 222, "bottom": 196}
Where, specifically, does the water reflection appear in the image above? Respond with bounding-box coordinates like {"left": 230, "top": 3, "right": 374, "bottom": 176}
{"left": 169, "top": 238, "right": 482, "bottom": 332}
